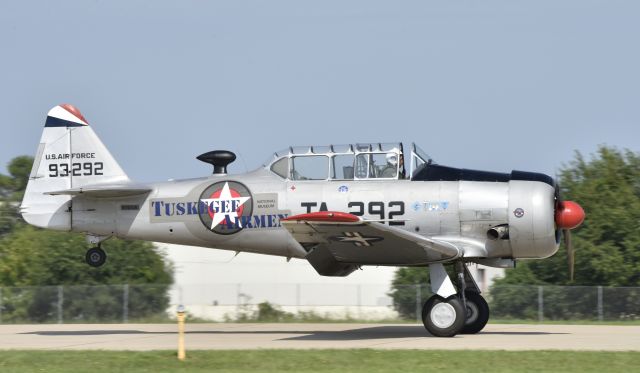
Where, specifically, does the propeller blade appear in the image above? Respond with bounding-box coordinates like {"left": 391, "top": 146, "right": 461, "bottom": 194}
{"left": 564, "top": 228, "right": 574, "bottom": 281}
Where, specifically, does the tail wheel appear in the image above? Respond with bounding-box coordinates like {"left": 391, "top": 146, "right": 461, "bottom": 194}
{"left": 461, "top": 291, "right": 490, "bottom": 334}
{"left": 85, "top": 247, "right": 107, "bottom": 267}
{"left": 421, "top": 295, "right": 465, "bottom": 337}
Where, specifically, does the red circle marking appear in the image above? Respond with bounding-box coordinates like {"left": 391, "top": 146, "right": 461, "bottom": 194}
{"left": 207, "top": 188, "right": 244, "bottom": 226}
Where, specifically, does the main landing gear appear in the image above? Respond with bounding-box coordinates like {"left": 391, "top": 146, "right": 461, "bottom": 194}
{"left": 421, "top": 262, "right": 490, "bottom": 337}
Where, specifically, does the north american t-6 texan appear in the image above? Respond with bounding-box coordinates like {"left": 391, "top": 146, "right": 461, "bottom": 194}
{"left": 21, "top": 104, "right": 585, "bottom": 337}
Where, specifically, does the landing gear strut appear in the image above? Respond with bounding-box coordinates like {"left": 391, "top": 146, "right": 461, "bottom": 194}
{"left": 85, "top": 246, "right": 107, "bottom": 267}
{"left": 421, "top": 262, "right": 489, "bottom": 337}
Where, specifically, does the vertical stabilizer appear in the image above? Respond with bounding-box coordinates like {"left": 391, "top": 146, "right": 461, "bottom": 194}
{"left": 21, "top": 104, "right": 130, "bottom": 230}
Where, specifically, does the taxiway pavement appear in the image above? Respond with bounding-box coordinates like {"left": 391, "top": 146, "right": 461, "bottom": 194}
{"left": 1, "top": 323, "right": 638, "bottom": 351}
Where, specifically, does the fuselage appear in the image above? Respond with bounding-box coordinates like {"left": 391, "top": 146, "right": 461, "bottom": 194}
{"left": 69, "top": 166, "right": 559, "bottom": 265}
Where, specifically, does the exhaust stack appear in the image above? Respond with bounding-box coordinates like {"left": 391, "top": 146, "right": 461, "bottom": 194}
{"left": 487, "top": 224, "right": 509, "bottom": 241}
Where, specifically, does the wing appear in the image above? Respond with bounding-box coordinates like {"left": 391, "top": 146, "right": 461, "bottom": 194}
{"left": 45, "top": 183, "right": 152, "bottom": 198}
{"left": 281, "top": 211, "right": 462, "bottom": 276}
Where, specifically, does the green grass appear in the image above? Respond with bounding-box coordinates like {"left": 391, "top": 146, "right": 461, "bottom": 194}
{"left": 0, "top": 350, "right": 638, "bottom": 373}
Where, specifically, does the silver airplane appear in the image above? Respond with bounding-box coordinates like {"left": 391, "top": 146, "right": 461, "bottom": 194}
{"left": 21, "top": 104, "right": 585, "bottom": 337}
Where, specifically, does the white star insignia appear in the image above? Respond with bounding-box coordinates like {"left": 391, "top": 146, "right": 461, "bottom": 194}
{"left": 200, "top": 182, "right": 251, "bottom": 230}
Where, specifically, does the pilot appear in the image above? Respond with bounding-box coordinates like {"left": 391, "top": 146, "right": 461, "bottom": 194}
{"left": 398, "top": 154, "right": 406, "bottom": 179}
{"left": 380, "top": 152, "right": 398, "bottom": 178}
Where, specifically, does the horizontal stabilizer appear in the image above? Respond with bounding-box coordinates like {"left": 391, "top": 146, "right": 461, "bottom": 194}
{"left": 46, "top": 183, "right": 152, "bottom": 198}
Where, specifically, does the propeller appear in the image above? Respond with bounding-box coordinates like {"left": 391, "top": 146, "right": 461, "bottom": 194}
{"left": 564, "top": 228, "right": 574, "bottom": 281}
{"left": 554, "top": 185, "right": 585, "bottom": 282}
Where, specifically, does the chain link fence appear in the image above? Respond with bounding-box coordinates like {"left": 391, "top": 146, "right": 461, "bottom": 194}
{"left": 389, "top": 285, "right": 640, "bottom": 322}
{"left": 0, "top": 284, "right": 170, "bottom": 324}
{"left": 0, "top": 284, "right": 638, "bottom": 324}
{"left": 488, "top": 285, "right": 640, "bottom": 321}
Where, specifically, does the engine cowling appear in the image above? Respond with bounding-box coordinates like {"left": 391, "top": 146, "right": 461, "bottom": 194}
{"left": 508, "top": 180, "right": 558, "bottom": 259}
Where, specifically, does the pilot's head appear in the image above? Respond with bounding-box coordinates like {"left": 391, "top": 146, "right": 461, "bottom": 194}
{"left": 386, "top": 153, "right": 398, "bottom": 166}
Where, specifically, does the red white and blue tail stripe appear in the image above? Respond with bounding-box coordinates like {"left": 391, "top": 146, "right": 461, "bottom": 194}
{"left": 45, "top": 104, "right": 89, "bottom": 127}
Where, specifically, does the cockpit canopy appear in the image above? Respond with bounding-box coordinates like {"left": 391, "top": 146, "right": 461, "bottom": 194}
{"left": 263, "top": 143, "right": 431, "bottom": 181}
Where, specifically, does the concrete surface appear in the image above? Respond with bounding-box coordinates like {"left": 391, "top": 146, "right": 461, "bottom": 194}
{"left": 1, "top": 323, "right": 638, "bottom": 351}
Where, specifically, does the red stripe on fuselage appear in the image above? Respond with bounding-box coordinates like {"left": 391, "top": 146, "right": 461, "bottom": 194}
{"left": 281, "top": 211, "right": 360, "bottom": 223}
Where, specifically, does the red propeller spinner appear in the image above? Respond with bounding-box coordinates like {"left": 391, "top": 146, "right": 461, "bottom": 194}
{"left": 555, "top": 201, "right": 585, "bottom": 230}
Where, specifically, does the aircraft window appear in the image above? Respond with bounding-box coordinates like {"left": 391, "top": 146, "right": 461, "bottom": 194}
{"left": 413, "top": 155, "right": 426, "bottom": 175}
{"left": 331, "top": 144, "right": 352, "bottom": 153}
{"left": 312, "top": 145, "right": 331, "bottom": 154}
{"left": 354, "top": 153, "right": 370, "bottom": 178}
{"left": 372, "top": 153, "right": 397, "bottom": 178}
{"left": 413, "top": 143, "right": 432, "bottom": 163}
{"left": 291, "top": 155, "right": 329, "bottom": 180}
{"left": 270, "top": 157, "right": 288, "bottom": 179}
{"left": 332, "top": 154, "right": 355, "bottom": 180}
{"left": 380, "top": 143, "right": 400, "bottom": 152}
{"left": 411, "top": 143, "right": 433, "bottom": 178}
{"left": 355, "top": 144, "right": 372, "bottom": 152}
{"left": 291, "top": 146, "right": 312, "bottom": 155}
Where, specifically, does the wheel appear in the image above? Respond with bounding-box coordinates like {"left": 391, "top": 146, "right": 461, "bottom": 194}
{"left": 85, "top": 247, "right": 107, "bottom": 267}
{"left": 421, "top": 295, "right": 465, "bottom": 337}
{"left": 461, "top": 291, "right": 490, "bottom": 334}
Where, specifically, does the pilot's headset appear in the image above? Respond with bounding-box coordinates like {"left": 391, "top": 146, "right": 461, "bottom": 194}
{"left": 386, "top": 152, "right": 398, "bottom": 166}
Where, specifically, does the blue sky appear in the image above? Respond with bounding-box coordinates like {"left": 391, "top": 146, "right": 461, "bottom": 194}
{"left": 1, "top": 0, "right": 638, "bottom": 182}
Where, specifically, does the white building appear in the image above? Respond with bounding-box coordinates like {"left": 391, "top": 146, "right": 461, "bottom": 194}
{"left": 159, "top": 243, "right": 504, "bottom": 321}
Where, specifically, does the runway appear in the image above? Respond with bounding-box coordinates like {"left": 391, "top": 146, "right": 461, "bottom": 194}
{"left": 1, "top": 323, "right": 638, "bottom": 351}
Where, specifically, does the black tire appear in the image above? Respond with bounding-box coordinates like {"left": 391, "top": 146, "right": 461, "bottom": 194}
{"left": 85, "top": 247, "right": 107, "bottom": 267}
{"left": 421, "top": 295, "right": 465, "bottom": 337}
{"left": 461, "top": 291, "right": 490, "bottom": 334}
